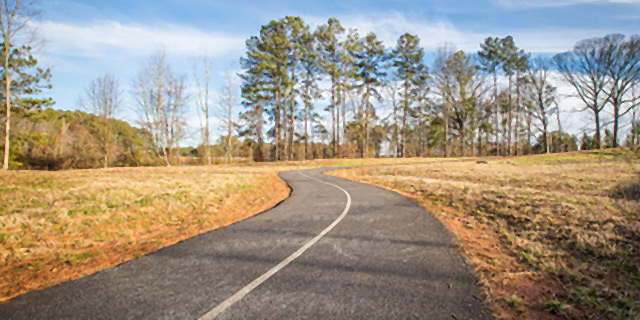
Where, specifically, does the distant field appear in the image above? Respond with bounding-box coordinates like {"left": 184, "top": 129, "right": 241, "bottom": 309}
{"left": 0, "top": 157, "right": 428, "bottom": 302}
{"left": 328, "top": 149, "right": 640, "bottom": 319}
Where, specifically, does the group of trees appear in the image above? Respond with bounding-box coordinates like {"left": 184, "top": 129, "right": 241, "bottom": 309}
{"left": 236, "top": 16, "right": 639, "bottom": 161}
{"left": 10, "top": 108, "right": 157, "bottom": 170}
{"left": 1, "top": 7, "right": 639, "bottom": 170}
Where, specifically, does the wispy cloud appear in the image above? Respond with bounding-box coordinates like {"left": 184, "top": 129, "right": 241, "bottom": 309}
{"left": 306, "top": 12, "right": 613, "bottom": 53}
{"left": 494, "top": 0, "right": 640, "bottom": 8}
{"left": 37, "top": 20, "right": 246, "bottom": 60}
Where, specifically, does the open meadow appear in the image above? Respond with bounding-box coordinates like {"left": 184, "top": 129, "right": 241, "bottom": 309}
{"left": 328, "top": 149, "right": 640, "bottom": 319}
{"left": 2, "top": 152, "right": 638, "bottom": 319}
{"left": 0, "top": 165, "right": 292, "bottom": 303}
{"left": 0, "top": 157, "right": 431, "bottom": 303}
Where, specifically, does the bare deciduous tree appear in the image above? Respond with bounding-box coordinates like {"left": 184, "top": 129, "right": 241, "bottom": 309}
{"left": 193, "top": 53, "right": 213, "bottom": 165}
{"left": 603, "top": 34, "right": 640, "bottom": 147}
{"left": 81, "top": 74, "right": 121, "bottom": 168}
{"left": 525, "top": 57, "right": 557, "bottom": 154}
{"left": 383, "top": 81, "right": 400, "bottom": 158}
{"left": 434, "top": 45, "right": 456, "bottom": 157}
{"left": 135, "top": 51, "right": 187, "bottom": 166}
{"left": 218, "top": 70, "right": 237, "bottom": 164}
{"left": 554, "top": 36, "right": 614, "bottom": 149}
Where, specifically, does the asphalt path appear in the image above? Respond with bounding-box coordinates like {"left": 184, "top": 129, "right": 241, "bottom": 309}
{"left": 0, "top": 168, "right": 493, "bottom": 319}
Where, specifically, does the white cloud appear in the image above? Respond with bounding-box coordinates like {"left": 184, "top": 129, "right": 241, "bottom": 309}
{"left": 306, "top": 12, "right": 477, "bottom": 51}
{"left": 495, "top": 0, "right": 640, "bottom": 8}
{"left": 37, "top": 20, "right": 246, "bottom": 59}
{"left": 305, "top": 12, "right": 612, "bottom": 53}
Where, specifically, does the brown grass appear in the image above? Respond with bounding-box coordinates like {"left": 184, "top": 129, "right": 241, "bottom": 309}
{"left": 0, "top": 157, "right": 431, "bottom": 303}
{"left": 0, "top": 165, "right": 293, "bottom": 303}
{"left": 328, "top": 149, "right": 640, "bottom": 319}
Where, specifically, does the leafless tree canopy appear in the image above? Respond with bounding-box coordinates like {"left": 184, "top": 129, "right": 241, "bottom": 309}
{"left": 553, "top": 35, "right": 616, "bottom": 148}
{"left": 134, "top": 51, "right": 187, "bottom": 166}
{"left": 193, "top": 54, "right": 213, "bottom": 165}
{"left": 218, "top": 70, "right": 238, "bottom": 164}
{"left": 81, "top": 73, "right": 121, "bottom": 168}
{"left": 525, "top": 57, "right": 557, "bottom": 154}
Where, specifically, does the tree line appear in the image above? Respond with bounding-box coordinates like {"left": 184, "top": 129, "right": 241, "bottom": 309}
{"left": 237, "top": 17, "right": 640, "bottom": 161}
{"left": 1, "top": 7, "right": 639, "bottom": 170}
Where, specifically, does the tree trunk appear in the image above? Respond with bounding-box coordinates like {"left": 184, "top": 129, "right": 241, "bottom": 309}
{"left": 3, "top": 35, "right": 11, "bottom": 170}
{"left": 227, "top": 83, "right": 233, "bottom": 164}
{"left": 543, "top": 122, "right": 549, "bottom": 154}
{"left": 275, "top": 90, "right": 281, "bottom": 161}
{"left": 257, "top": 105, "right": 264, "bottom": 161}
{"left": 104, "top": 111, "right": 109, "bottom": 168}
{"left": 282, "top": 88, "right": 289, "bottom": 161}
{"left": 393, "top": 96, "right": 398, "bottom": 158}
{"left": 289, "top": 62, "right": 297, "bottom": 161}
{"left": 514, "top": 74, "right": 521, "bottom": 155}
{"left": 632, "top": 108, "right": 637, "bottom": 147}
{"left": 401, "top": 81, "right": 408, "bottom": 158}
{"left": 304, "top": 82, "right": 310, "bottom": 160}
{"left": 478, "top": 131, "right": 482, "bottom": 157}
{"left": 205, "top": 67, "right": 211, "bottom": 165}
{"left": 507, "top": 75, "right": 513, "bottom": 156}
{"left": 594, "top": 110, "right": 601, "bottom": 149}
{"left": 417, "top": 105, "right": 423, "bottom": 157}
{"left": 336, "top": 85, "right": 340, "bottom": 158}
{"left": 3, "top": 74, "right": 10, "bottom": 170}
{"left": 331, "top": 73, "right": 336, "bottom": 158}
{"left": 493, "top": 72, "right": 499, "bottom": 156}
{"left": 363, "top": 84, "right": 370, "bottom": 158}
{"left": 460, "top": 125, "right": 465, "bottom": 157}
{"left": 158, "top": 76, "right": 171, "bottom": 167}
{"left": 613, "top": 101, "right": 619, "bottom": 148}
{"left": 342, "top": 79, "right": 346, "bottom": 158}
{"left": 444, "top": 103, "right": 449, "bottom": 158}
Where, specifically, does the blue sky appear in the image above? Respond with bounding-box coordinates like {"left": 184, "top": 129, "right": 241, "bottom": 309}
{"left": 36, "top": 0, "right": 640, "bottom": 141}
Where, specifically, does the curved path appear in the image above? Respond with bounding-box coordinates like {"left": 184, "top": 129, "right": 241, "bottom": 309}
{"left": 0, "top": 168, "right": 492, "bottom": 319}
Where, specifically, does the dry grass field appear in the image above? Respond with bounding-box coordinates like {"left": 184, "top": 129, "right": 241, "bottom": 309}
{"left": 0, "top": 166, "right": 293, "bottom": 302}
{"left": 328, "top": 149, "right": 640, "bottom": 319}
{"left": 0, "top": 157, "right": 429, "bottom": 303}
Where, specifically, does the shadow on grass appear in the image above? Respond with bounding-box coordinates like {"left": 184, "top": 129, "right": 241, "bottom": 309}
{"left": 609, "top": 171, "right": 640, "bottom": 201}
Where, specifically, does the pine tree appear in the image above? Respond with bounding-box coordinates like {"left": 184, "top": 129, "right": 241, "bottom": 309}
{"left": 340, "top": 28, "right": 362, "bottom": 157}
{"left": 300, "top": 26, "right": 321, "bottom": 160}
{"left": 239, "top": 36, "right": 268, "bottom": 161}
{"left": 0, "top": 43, "right": 52, "bottom": 169}
{"left": 316, "top": 18, "right": 345, "bottom": 157}
{"left": 353, "top": 32, "right": 386, "bottom": 158}
{"left": 281, "top": 16, "right": 307, "bottom": 160}
{"left": 391, "top": 33, "right": 428, "bottom": 158}
{"left": 500, "top": 36, "right": 529, "bottom": 156}
{"left": 478, "top": 37, "right": 502, "bottom": 156}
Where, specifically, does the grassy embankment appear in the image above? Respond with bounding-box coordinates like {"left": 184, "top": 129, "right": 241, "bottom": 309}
{"left": 0, "top": 157, "right": 428, "bottom": 303}
{"left": 328, "top": 149, "right": 640, "bottom": 319}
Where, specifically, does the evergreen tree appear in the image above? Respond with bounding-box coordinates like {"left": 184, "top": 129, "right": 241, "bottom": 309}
{"left": 478, "top": 37, "right": 502, "bottom": 156}
{"left": 499, "top": 36, "right": 529, "bottom": 156}
{"left": 353, "top": 32, "right": 386, "bottom": 157}
{"left": 340, "top": 28, "right": 362, "bottom": 157}
{"left": 239, "top": 36, "right": 268, "bottom": 161}
{"left": 316, "top": 18, "right": 345, "bottom": 157}
{"left": 391, "top": 33, "right": 428, "bottom": 158}
{"left": 0, "top": 43, "right": 52, "bottom": 169}
{"left": 300, "top": 26, "right": 321, "bottom": 160}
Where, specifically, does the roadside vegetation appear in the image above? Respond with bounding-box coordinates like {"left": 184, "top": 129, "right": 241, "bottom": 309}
{"left": 1, "top": 2, "right": 639, "bottom": 318}
{"left": 0, "top": 166, "right": 291, "bottom": 302}
{"left": 0, "top": 157, "right": 429, "bottom": 303}
{"left": 328, "top": 149, "right": 640, "bottom": 319}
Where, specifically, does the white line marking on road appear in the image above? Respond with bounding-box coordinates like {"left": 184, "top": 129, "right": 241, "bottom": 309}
{"left": 198, "top": 170, "right": 352, "bottom": 320}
